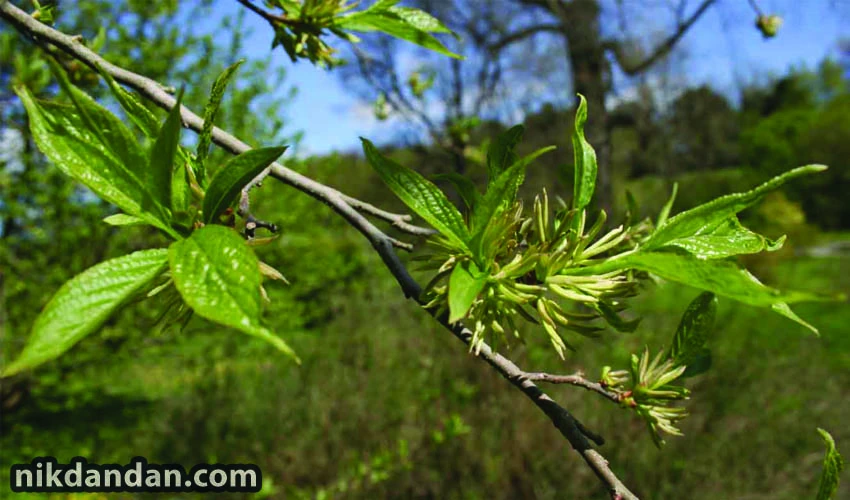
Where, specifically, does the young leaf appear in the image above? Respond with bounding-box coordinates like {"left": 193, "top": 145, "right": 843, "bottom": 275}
{"left": 433, "top": 173, "right": 481, "bottom": 211}
{"left": 472, "top": 145, "right": 556, "bottom": 234}
{"left": 103, "top": 213, "right": 146, "bottom": 226}
{"left": 362, "top": 138, "right": 469, "bottom": 249}
{"left": 1, "top": 249, "right": 168, "bottom": 377}
{"left": 645, "top": 165, "right": 827, "bottom": 250}
{"left": 668, "top": 292, "right": 716, "bottom": 377}
{"left": 448, "top": 260, "right": 487, "bottom": 323}
{"left": 99, "top": 68, "right": 160, "bottom": 138}
{"left": 662, "top": 216, "right": 785, "bottom": 259}
{"left": 486, "top": 125, "right": 524, "bottom": 184}
{"left": 572, "top": 94, "right": 598, "bottom": 210}
{"left": 148, "top": 89, "right": 184, "bottom": 213}
{"left": 15, "top": 86, "right": 178, "bottom": 239}
{"left": 171, "top": 148, "right": 194, "bottom": 220}
{"left": 197, "top": 60, "right": 244, "bottom": 182}
{"left": 656, "top": 182, "right": 678, "bottom": 228}
{"left": 202, "top": 146, "right": 287, "bottom": 224}
{"left": 168, "top": 225, "right": 298, "bottom": 362}
{"left": 816, "top": 428, "right": 844, "bottom": 500}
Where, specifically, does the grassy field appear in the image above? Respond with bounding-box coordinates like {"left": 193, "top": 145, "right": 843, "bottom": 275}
{"left": 2, "top": 245, "right": 847, "bottom": 499}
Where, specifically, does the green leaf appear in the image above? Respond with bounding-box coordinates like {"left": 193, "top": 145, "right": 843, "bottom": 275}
{"left": 361, "top": 138, "right": 469, "bottom": 249}
{"left": 202, "top": 146, "right": 287, "bottom": 224}
{"left": 148, "top": 89, "right": 183, "bottom": 212}
{"left": 99, "top": 69, "right": 160, "bottom": 138}
{"left": 47, "top": 60, "right": 148, "bottom": 181}
{"left": 103, "top": 213, "right": 146, "bottom": 226}
{"left": 2, "top": 249, "right": 168, "bottom": 377}
{"left": 611, "top": 249, "right": 819, "bottom": 333}
{"left": 197, "top": 60, "right": 244, "bottom": 183}
{"left": 571, "top": 248, "right": 825, "bottom": 333}
{"left": 486, "top": 124, "right": 524, "bottom": 184}
{"left": 572, "top": 94, "right": 598, "bottom": 210}
{"left": 433, "top": 173, "right": 481, "bottom": 211}
{"left": 668, "top": 292, "right": 716, "bottom": 377}
{"left": 386, "top": 6, "right": 454, "bottom": 35}
{"left": 15, "top": 86, "right": 178, "bottom": 239}
{"left": 816, "top": 428, "right": 844, "bottom": 500}
{"left": 656, "top": 182, "right": 678, "bottom": 228}
{"left": 337, "top": 8, "right": 461, "bottom": 59}
{"left": 645, "top": 165, "right": 827, "bottom": 250}
{"left": 593, "top": 300, "right": 641, "bottom": 333}
{"left": 168, "top": 225, "right": 298, "bottom": 361}
{"left": 171, "top": 148, "right": 194, "bottom": 218}
{"left": 472, "top": 145, "right": 555, "bottom": 234}
{"left": 448, "top": 260, "right": 487, "bottom": 323}
{"left": 663, "top": 216, "right": 786, "bottom": 259}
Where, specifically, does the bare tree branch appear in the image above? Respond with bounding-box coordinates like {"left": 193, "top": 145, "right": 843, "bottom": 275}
{"left": 487, "top": 22, "right": 564, "bottom": 52}
{"left": 0, "top": 2, "right": 639, "bottom": 498}
{"left": 606, "top": 0, "right": 717, "bottom": 76}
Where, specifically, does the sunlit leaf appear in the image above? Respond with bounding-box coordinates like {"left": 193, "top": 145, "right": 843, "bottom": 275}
{"left": 570, "top": 248, "right": 822, "bottom": 333}
{"left": 15, "top": 86, "right": 178, "bottom": 239}
{"left": 337, "top": 5, "right": 461, "bottom": 59}
{"left": 663, "top": 216, "right": 785, "bottom": 259}
{"left": 103, "top": 213, "right": 146, "bottom": 226}
{"left": 169, "top": 225, "right": 298, "bottom": 361}
{"left": 362, "top": 138, "right": 469, "bottom": 249}
{"left": 2, "top": 249, "right": 168, "bottom": 377}
{"left": 202, "top": 146, "right": 287, "bottom": 223}
{"left": 99, "top": 69, "right": 160, "bottom": 138}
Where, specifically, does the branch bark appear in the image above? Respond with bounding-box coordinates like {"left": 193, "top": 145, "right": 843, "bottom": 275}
{"left": 0, "top": 2, "right": 638, "bottom": 498}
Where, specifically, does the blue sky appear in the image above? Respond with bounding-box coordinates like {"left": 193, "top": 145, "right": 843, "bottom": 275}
{"left": 218, "top": 0, "right": 848, "bottom": 156}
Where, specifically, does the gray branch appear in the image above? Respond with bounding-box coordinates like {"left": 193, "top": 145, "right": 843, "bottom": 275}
{"left": 0, "top": 2, "right": 638, "bottom": 498}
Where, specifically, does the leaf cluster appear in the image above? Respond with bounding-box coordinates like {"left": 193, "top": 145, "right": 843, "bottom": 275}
{"left": 3, "top": 62, "right": 298, "bottom": 377}
{"left": 265, "top": 0, "right": 460, "bottom": 66}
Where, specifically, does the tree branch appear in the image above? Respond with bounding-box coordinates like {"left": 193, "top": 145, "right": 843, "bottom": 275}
{"left": 0, "top": 2, "right": 638, "bottom": 497}
{"left": 487, "top": 22, "right": 564, "bottom": 52}
{"left": 606, "top": 0, "right": 717, "bottom": 76}
{"left": 525, "top": 371, "right": 623, "bottom": 404}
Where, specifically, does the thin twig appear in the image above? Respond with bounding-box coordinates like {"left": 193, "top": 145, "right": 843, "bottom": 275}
{"left": 0, "top": 3, "right": 638, "bottom": 498}
{"left": 235, "top": 0, "right": 288, "bottom": 25}
{"left": 524, "top": 371, "right": 623, "bottom": 404}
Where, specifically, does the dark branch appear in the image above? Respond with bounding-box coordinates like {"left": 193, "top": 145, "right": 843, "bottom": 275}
{"left": 606, "top": 0, "right": 717, "bottom": 76}
{"left": 234, "top": 0, "right": 287, "bottom": 25}
{"left": 487, "top": 22, "right": 563, "bottom": 52}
